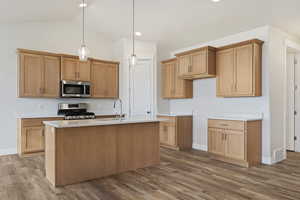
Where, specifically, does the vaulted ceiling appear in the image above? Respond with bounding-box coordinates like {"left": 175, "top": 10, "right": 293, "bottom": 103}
{"left": 2, "top": 0, "right": 300, "bottom": 52}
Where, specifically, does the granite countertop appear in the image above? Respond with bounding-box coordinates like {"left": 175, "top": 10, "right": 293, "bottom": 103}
{"left": 157, "top": 113, "right": 192, "bottom": 117}
{"left": 43, "top": 116, "right": 168, "bottom": 128}
{"left": 208, "top": 114, "right": 263, "bottom": 121}
{"left": 16, "top": 113, "right": 117, "bottom": 119}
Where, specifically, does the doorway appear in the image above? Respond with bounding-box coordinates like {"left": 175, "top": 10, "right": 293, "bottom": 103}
{"left": 286, "top": 44, "right": 300, "bottom": 152}
{"left": 129, "top": 58, "right": 155, "bottom": 117}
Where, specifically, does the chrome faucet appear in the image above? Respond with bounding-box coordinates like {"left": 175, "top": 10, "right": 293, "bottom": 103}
{"left": 113, "top": 99, "right": 124, "bottom": 120}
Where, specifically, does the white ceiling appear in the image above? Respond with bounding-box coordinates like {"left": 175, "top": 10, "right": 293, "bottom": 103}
{"left": 2, "top": 0, "right": 300, "bottom": 51}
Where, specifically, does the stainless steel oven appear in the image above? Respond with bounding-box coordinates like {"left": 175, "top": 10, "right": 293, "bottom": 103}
{"left": 61, "top": 80, "right": 91, "bottom": 98}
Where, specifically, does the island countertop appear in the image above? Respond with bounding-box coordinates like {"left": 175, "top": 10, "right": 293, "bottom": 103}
{"left": 43, "top": 116, "right": 167, "bottom": 128}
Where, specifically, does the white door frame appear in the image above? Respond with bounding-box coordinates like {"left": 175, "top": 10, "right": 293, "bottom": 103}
{"left": 284, "top": 39, "right": 300, "bottom": 153}
{"left": 128, "top": 56, "right": 157, "bottom": 117}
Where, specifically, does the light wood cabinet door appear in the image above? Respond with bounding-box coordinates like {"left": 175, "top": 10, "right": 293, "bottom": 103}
{"left": 216, "top": 49, "right": 235, "bottom": 96}
{"left": 61, "top": 58, "right": 77, "bottom": 81}
{"left": 22, "top": 126, "right": 44, "bottom": 153}
{"left": 235, "top": 44, "right": 253, "bottom": 95}
{"left": 162, "top": 61, "right": 177, "bottom": 98}
{"left": 91, "top": 61, "right": 119, "bottom": 98}
{"left": 224, "top": 130, "right": 245, "bottom": 160}
{"left": 191, "top": 50, "right": 207, "bottom": 74}
{"left": 178, "top": 55, "right": 191, "bottom": 76}
{"left": 174, "top": 63, "right": 188, "bottom": 98}
{"left": 78, "top": 61, "right": 91, "bottom": 81}
{"left": 208, "top": 128, "right": 225, "bottom": 156}
{"left": 159, "top": 123, "right": 176, "bottom": 146}
{"left": 43, "top": 56, "right": 60, "bottom": 97}
{"left": 19, "top": 53, "right": 44, "bottom": 97}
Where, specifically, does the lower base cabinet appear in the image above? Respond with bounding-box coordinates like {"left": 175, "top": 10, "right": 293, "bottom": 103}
{"left": 208, "top": 119, "right": 262, "bottom": 167}
{"left": 18, "top": 115, "right": 118, "bottom": 156}
{"left": 158, "top": 115, "right": 193, "bottom": 150}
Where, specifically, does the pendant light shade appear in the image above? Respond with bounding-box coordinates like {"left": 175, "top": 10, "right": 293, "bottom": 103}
{"left": 78, "top": 0, "right": 89, "bottom": 61}
{"left": 130, "top": 0, "right": 137, "bottom": 66}
{"left": 130, "top": 54, "right": 137, "bottom": 66}
{"left": 78, "top": 44, "right": 89, "bottom": 61}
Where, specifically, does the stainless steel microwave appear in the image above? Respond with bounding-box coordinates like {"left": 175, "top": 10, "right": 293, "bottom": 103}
{"left": 61, "top": 80, "right": 91, "bottom": 98}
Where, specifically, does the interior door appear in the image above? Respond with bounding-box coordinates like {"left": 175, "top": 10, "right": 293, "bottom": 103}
{"left": 130, "top": 59, "right": 153, "bottom": 117}
{"left": 61, "top": 58, "right": 77, "bottom": 81}
{"left": 235, "top": 44, "right": 253, "bottom": 95}
{"left": 224, "top": 130, "right": 245, "bottom": 160}
{"left": 43, "top": 56, "right": 60, "bottom": 97}
{"left": 78, "top": 61, "right": 91, "bottom": 81}
{"left": 216, "top": 49, "right": 235, "bottom": 96}
{"left": 20, "top": 53, "right": 44, "bottom": 97}
{"left": 208, "top": 128, "right": 225, "bottom": 156}
{"left": 191, "top": 50, "right": 207, "bottom": 74}
{"left": 294, "top": 54, "right": 300, "bottom": 152}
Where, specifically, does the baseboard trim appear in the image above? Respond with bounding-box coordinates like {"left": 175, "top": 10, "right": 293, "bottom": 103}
{"left": 0, "top": 148, "right": 17, "bottom": 156}
{"left": 262, "top": 156, "right": 273, "bottom": 165}
{"left": 192, "top": 143, "right": 208, "bottom": 151}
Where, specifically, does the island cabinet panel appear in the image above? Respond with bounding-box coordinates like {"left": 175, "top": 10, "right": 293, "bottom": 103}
{"left": 61, "top": 57, "right": 91, "bottom": 81}
{"left": 157, "top": 115, "right": 193, "bottom": 151}
{"left": 91, "top": 60, "right": 119, "bottom": 99}
{"left": 175, "top": 46, "right": 216, "bottom": 80}
{"left": 54, "top": 126, "right": 117, "bottom": 186}
{"left": 161, "top": 59, "right": 193, "bottom": 99}
{"left": 19, "top": 52, "right": 61, "bottom": 98}
{"left": 216, "top": 39, "right": 263, "bottom": 97}
{"left": 208, "top": 119, "right": 262, "bottom": 167}
{"left": 45, "top": 122, "right": 160, "bottom": 186}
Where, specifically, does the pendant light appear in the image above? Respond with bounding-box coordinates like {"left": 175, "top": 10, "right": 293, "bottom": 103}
{"left": 78, "top": 0, "right": 89, "bottom": 61}
{"left": 130, "top": 0, "right": 137, "bottom": 66}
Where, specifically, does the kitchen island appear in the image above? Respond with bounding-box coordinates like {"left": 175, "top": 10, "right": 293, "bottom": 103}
{"left": 43, "top": 117, "right": 163, "bottom": 186}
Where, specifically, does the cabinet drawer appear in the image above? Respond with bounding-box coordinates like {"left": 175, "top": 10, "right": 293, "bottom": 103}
{"left": 208, "top": 119, "right": 245, "bottom": 131}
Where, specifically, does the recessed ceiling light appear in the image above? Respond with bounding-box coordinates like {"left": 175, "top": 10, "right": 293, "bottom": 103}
{"left": 211, "top": 0, "right": 221, "bottom": 2}
{"left": 135, "top": 32, "right": 142, "bottom": 36}
{"left": 79, "top": 2, "right": 87, "bottom": 7}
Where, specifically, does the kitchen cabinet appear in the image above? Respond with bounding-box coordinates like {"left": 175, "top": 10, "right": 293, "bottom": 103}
{"left": 175, "top": 46, "right": 216, "bottom": 80}
{"left": 18, "top": 117, "right": 62, "bottom": 156}
{"left": 157, "top": 115, "right": 193, "bottom": 150}
{"left": 208, "top": 119, "right": 262, "bottom": 167}
{"left": 216, "top": 39, "right": 263, "bottom": 97}
{"left": 161, "top": 58, "right": 193, "bottom": 99}
{"left": 18, "top": 50, "right": 60, "bottom": 98}
{"left": 61, "top": 56, "right": 91, "bottom": 81}
{"left": 91, "top": 59, "right": 119, "bottom": 98}
{"left": 17, "top": 115, "right": 119, "bottom": 156}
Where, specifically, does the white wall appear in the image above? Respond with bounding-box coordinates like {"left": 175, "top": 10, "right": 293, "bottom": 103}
{"left": 268, "top": 27, "right": 300, "bottom": 162}
{"left": 157, "top": 26, "right": 272, "bottom": 163}
{"left": 0, "top": 20, "right": 117, "bottom": 155}
{"left": 158, "top": 25, "right": 300, "bottom": 164}
{"left": 112, "top": 38, "right": 158, "bottom": 116}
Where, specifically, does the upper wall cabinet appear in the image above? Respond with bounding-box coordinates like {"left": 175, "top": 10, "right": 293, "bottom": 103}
{"left": 161, "top": 58, "right": 193, "bottom": 99}
{"left": 216, "top": 39, "right": 263, "bottom": 97}
{"left": 18, "top": 49, "right": 60, "bottom": 98}
{"left": 61, "top": 56, "right": 91, "bottom": 82}
{"left": 91, "top": 59, "right": 119, "bottom": 99}
{"left": 175, "top": 46, "right": 216, "bottom": 80}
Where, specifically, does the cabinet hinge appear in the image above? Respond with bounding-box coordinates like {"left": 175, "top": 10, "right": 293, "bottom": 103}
{"left": 295, "top": 110, "right": 297, "bottom": 115}
{"left": 295, "top": 136, "right": 298, "bottom": 141}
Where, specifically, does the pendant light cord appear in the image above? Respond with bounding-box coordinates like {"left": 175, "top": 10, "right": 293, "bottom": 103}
{"left": 82, "top": 0, "right": 85, "bottom": 45}
{"left": 132, "top": 0, "right": 135, "bottom": 55}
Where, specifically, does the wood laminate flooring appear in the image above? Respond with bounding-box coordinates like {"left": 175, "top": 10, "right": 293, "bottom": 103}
{"left": 1, "top": 148, "right": 300, "bottom": 200}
